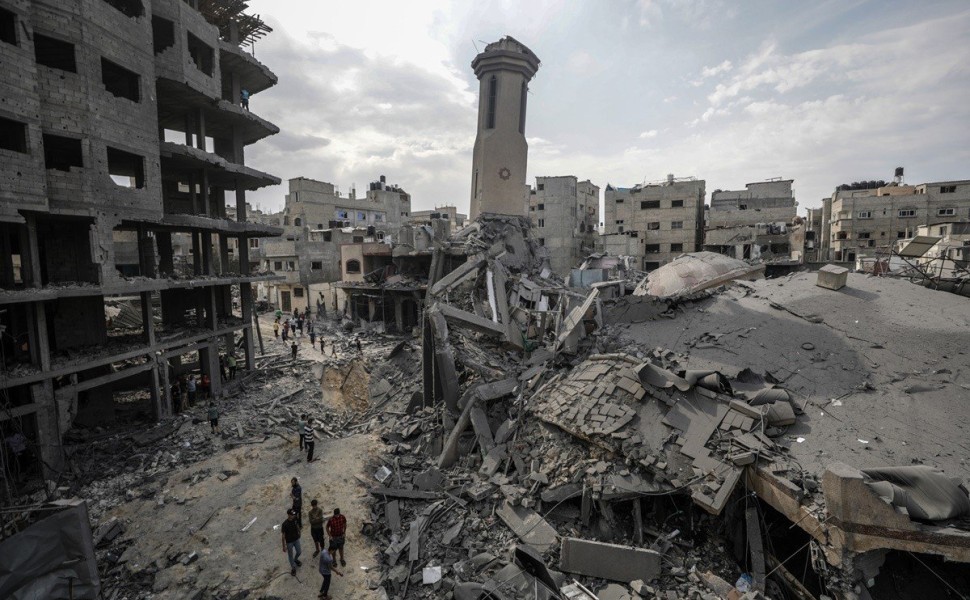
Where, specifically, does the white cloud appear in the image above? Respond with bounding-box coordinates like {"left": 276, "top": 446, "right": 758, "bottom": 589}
{"left": 639, "top": 129, "right": 658, "bottom": 139}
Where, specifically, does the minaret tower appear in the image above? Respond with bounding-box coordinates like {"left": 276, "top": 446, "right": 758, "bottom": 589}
{"left": 468, "top": 37, "right": 540, "bottom": 220}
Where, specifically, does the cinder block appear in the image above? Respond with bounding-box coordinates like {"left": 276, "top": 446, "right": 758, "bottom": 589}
{"left": 816, "top": 264, "right": 848, "bottom": 290}
{"left": 559, "top": 537, "right": 661, "bottom": 583}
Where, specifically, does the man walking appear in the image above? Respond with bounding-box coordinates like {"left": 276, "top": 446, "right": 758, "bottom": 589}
{"left": 281, "top": 509, "right": 302, "bottom": 576}
{"left": 330, "top": 343, "right": 337, "bottom": 358}
{"left": 309, "top": 329, "right": 316, "bottom": 348}
{"left": 282, "top": 321, "right": 289, "bottom": 341}
{"left": 326, "top": 508, "right": 347, "bottom": 567}
{"left": 207, "top": 402, "right": 219, "bottom": 434}
{"left": 273, "top": 318, "right": 280, "bottom": 339}
{"left": 291, "top": 477, "right": 304, "bottom": 528}
{"left": 303, "top": 420, "right": 315, "bottom": 462}
{"left": 355, "top": 337, "right": 362, "bottom": 354}
{"left": 309, "top": 499, "right": 325, "bottom": 557}
{"left": 291, "top": 340, "right": 298, "bottom": 361}
{"left": 186, "top": 376, "right": 197, "bottom": 407}
{"left": 318, "top": 547, "right": 343, "bottom": 599}
{"left": 227, "top": 353, "right": 238, "bottom": 380}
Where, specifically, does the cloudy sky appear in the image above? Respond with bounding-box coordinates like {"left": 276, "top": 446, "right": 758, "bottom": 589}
{"left": 244, "top": 0, "right": 970, "bottom": 217}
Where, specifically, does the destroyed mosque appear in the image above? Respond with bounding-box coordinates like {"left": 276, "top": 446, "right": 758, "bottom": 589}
{"left": 2, "top": 4, "right": 970, "bottom": 600}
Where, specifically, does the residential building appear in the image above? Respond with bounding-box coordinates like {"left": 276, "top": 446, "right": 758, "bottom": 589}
{"left": 602, "top": 176, "right": 705, "bottom": 270}
{"left": 249, "top": 176, "right": 411, "bottom": 314}
{"left": 529, "top": 176, "right": 599, "bottom": 275}
{"left": 821, "top": 175, "right": 970, "bottom": 262}
{"left": 704, "top": 179, "right": 799, "bottom": 261}
{"left": 0, "top": 0, "right": 281, "bottom": 479}
{"left": 803, "top": 207, "right": 824, "bottom": 262}
{"left": 469, "top": 36, "right": 540, "bottom": 219}
{"left": 410, "top": 206, "right": 467, "bottom": 231}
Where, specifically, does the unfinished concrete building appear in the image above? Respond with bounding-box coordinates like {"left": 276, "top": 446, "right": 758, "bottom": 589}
{"left": 819, "top": 171, "right": 970, "bottom": 263}
{"left": 705, "top": 179, "right": 800, "bottom": 262}
{"left": 529, "top": 176, "right": 599, "bottom": 277}
{"left": 410, "top": 205, "right": 467, "bottom": 231}
{"left": 602, "top": 176, "right": 705, "bottom": 270}
{"left": 0, "top": 0, "right": 280, "bottom": 483}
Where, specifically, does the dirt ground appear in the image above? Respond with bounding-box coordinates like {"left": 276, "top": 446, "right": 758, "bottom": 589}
{"left": 109, "top": 432, "right": 384, "bottom": 599}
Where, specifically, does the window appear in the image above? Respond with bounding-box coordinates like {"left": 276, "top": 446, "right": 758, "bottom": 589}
{"left": 836, "top": 231, "right": 848, "bottom": 240}
{"left": 618, "top": 226, "right": 624, "bottom": 233}
{"left": 537, "top": 203, "right": 545, "bottom": 210}
{"left": 287, "top": 261, "right": 295, "bottom": 270}
{"left": 615, "top": 198, "right": 624, "bottom": 203}
{"left": 641, "top": 200, "right": 660, "bottom": 209}
{"left": 940, "top": 185, "right": 956, "bottom": 193}
{"left": 939, "top": 227, "right": 947, "bottom": 236}
{"left": 377, "top": 231, "right": 385, "bottom": 240}
{"left": 317, "top": 224, "right": 323, "bottom": 229}
{"left": 43, "top": 134, "right": 83, "bottom": 171}
{"left": 866, "top": 240, "right": 875, "bottom": 247}
{"left": 294, "top": 288, "right": 304, "bottom": 297}
{"left": 352, "top": 236, "right": 363, "bottom": 243}
{"left": 615, "top": 219, "right": 624, "bottom": 224}
{"left": 938, "top": 208, "right": 955, "bottom": 216}
{"left": 0, "top": 117, "right": 28, "bottom": 153}
{"left": 274, "top": 261, "right": 283, "bottom": 270}
{"left": 311, "top": 261, "right": 322, "bottom": 270}
{"left": 249, "top": 238, "right": 259, "bottom": 248}
{"left": 102, "top": 0, "right": 144, "bottom": 18}
{"left": 186, "top": 32, "right": 213, "bottom": 76}
{"left": 628, "top": 231, "right": 638, "bottom": 238}
{"left": 857, "top": 211, "right": 872, "bottom": 219}
{"left": 647, "top": 222, "right": 660, "bottom": 230}
{"left": 345, "top": 259, "right": 361, "bottom": 274}
{"left": 336, "top": 210, "right": 348, "bottom": 219}
{"left": 671, "top": 199, "right": 684, "bottom": 208}
{"left": 643, "top": 261, "right": 660, "bottom": 270}
{"left": 374, "top": 213, "right": 384, "bottom": 222}
{"left": 323, "top": 232, "right": 332, "bottom": 242}
{"left": 294, "top": 218, "right": 302, "bottom": 226}
{"left": 101, "top": 58, "right": 141, "bottom": 102}
{"left": 486, "top": 75, "right": 497, "bottom": 129}
{"left": 152, "top": 16, "right": 175, "bottom": 54}
{"left": 538, "top": 238, "right": 545, "bottom": 245}
{"left": 34, "top": 34, "right": 77, "bottom": 72}
{"left": 107, "top": 147, "right": 145, "bottom": 188}
{"left": 644, "top": 244, "right": 660, "bottom": 253}
{"left": 670, "top": 243, "right": 683, "bottom": 252}
{"left": 857, "top": 232, "right": 871, "bottom": 239}
{"left": 897, "top": 231, "right": 906, "bottom": 239}
{"left": 519, "top": 82, "right": 527, "bottom": 133}
{"left": 357, "top": 211, "right": 366, "bottom": 221}
{"left": 537, "top": 218, "right": 545, "bottom": 227}
{"left": 898, "top": 209, "right": 916, "bottom": 218}
{"left": 670, "top": 221, "right": 683, "bottom": 230}
{"left": 537, "top": 183, "right": 544, "bottom": 191}
{"left": 1, "top": 8, "right": 17, "bottom": 46}
{"left": 739, "top": 204, "right": 747, "bottom": 210}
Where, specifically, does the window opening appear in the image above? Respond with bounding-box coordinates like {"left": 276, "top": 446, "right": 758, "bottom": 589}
{"left": 34, "top": 34, "right": 77, "bottom": 72}
{"left": 107, "top": 146, "right": 145, "bottom": 188}
{"left": 486, "top": 75, "right": 497, "bottom": 129}
{"left": 101, "top": 58, "right": 141, "bottom": 102}
{"left": 152, "top": 16, "right": 175, "bottom": 54}
{"left": 43, "top": 134, "right": 83, "bottom": 171}
{"left": 0, "top": 117, "right": 28, "bottom": 153}
{"left": 186, "top": 32, "right": 214, "bottom": 76}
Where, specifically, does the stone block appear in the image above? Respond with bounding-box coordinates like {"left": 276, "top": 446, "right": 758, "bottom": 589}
{"left": 559, "top": 537, "right": 661, "bottom": 583}
{"left": 816, "top": 264, "right": 848, "bottom": 290}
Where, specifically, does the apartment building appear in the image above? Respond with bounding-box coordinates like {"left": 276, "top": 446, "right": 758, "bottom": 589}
{"left": 529, "top": 176, "right": 599, "bottom": 275}
{"left": 704, "top": 179, "right": 799, "bottom": 261}
{"left": 602, "top": 176, "right": 705, "bottom": 270}
{"left": 821, "top": 178, "right": 970, "bottom": 262}
{"left": 0, "top": 0, "right": 281, "bottom": 479}
{"left": 410, "top": 206, "right": 467, "bottom": 231}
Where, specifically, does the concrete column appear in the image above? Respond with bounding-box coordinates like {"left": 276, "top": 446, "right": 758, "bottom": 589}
{"left": 0, "top": 227, "right": 14, "bottom": 287}
{"left": 368, "top": 298, "right": 376, "bottom": 322}
{"left": 149, "top": 361, "right": 162, "bottom": 420}
{"left": 157, "top": 231, "right": 174, "bottom": 275}
{"left": 204, "top": 341, "right": 222, "bottom": 398}
{"left": 184, "top": 113, "right": 193, "bottom": 146}
{"left": 189, "top": 173, "right": 200, "bottom": 215}
{"left": 196, "top": 108, "right": 206, "bottom": 152}
{"left": 205, "top": 287, "right": 218, "bottom": 330}
{"left": 218, "top": 234, "right": 230, "bottom": 275}
{"left": 141, "top": 291, "right": 155, "bottom": 346}
{"left": 137, "top": 225, "right": 156, "bottom": 278}
{"left": 192, "top": 231, "right": 203, "bottom": 275}
{"left": 201, "top": 169, "right": 211, "bottom": 216}
{"left": 33, "top": 382, "right": 63, "bottom": 479}
{"left": 24, "top": 214, "right": 43, "bottom": 287}
{"left": 238, "top": 235, "right": 250, "bottom": 275}
{"left": 235, "top": 186, "right": 247, "bottom": 223}
{"left": 201, "top": 232, "right": 214, "bottom": 275}
{"left": 240, "top": 282, "right": 255, "bottom": 368}
{"left": 159, "top": 358, "right": 172, "bottom": 417}
{"left": 394, "top": 296, "right": 404, "bottom": 332}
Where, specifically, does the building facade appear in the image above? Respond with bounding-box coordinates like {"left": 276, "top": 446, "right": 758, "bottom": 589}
{"left": 821, "top": 179, "right": 970, "bottom": 262}
{"left": 0, "top": 0, "right": 281, "bottom": 480}
{"left": 410, "top": 206, "right": 467, "bottom": 231}
{"left": 529, "top": 176, "right": 599, "bottom": 275}
{"left": 602, "top": 176, "right": 705, "bottom": 270}
{"left": 704, "top": 179, "right": 798, "bottom": 261}
{"left": 468, "top": 36, "right": 540, "bottom": 219}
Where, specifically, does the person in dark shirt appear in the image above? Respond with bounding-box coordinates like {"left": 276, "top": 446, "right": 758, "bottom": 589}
{"left": 326, "top": 508, "right": 348, "bottom": 567}
{"left": 281, "top": 509, "right": 302, "bottom": 575}
{"left": 291, "top": 477, "right": 303, "bottom": 528}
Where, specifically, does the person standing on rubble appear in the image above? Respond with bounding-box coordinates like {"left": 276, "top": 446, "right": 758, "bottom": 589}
{"left": 227, "top": 354, "right": 237, "bottom": 380}
{"left": 219, "top": 355, "right": 228, "bottom": 383}
{"left": 309, "top": 329, "right": 317, "bottom": 348}
{"left": 291, "top": 477, "right": 304, "bottom": 528}
{"left": 281, "top": 508, "right": 302, "bottom": 576}
{"left": 298, "top": 413, "right": 306, "bottom": 451}
{"left": 171, "top": 380, "right": 182, "bottom": 414}
{"left": 201, "top": 373, "right": 211, "bottom": 399}
{"left": 273, "top": 318, "right": 280, "bottom": 339}
{"left": 303, "top": 420, "right": 315, "bottom": 462}
{"left": 326, "top": 508, "right": 347, "bottom": 567}
{"left": 186, "top": 376, "right": 197, "bottom": 407}
{"left": 298, "top": 314, "right": 305, "bottom": 336}
{"left": 317, "top": 546, "right": 343, "bottom": 599}
{"left": 309, "top": 499, "right": 325, "bottom": 557}
{"left": 355, "top": 337, "right": 362, "bottom": 354}
{"left": 207, "top": 402, "right": 219, "bottom": 434}
{"left": 291, "top": 340, "right": 298, "bottom": 361}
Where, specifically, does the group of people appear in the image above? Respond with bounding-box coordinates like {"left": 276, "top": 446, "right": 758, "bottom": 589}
{"left": 170, "top": 373, "right": 211, "bottom": 414}
{"left": 282, "top": 477, "right": 348, "bottom": 599}
{"left": 273, "top": 308, "right": 348, "bottom": 359}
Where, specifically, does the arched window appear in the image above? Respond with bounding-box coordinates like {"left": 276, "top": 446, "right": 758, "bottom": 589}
{"left": 486, "top": 75, "right": 497, "bottom": 129}
{"left": 345, "top": 259, "right": 361, "bottom": 274}
{"left": 294, "top": 218, "right": 302, "bottom": 226}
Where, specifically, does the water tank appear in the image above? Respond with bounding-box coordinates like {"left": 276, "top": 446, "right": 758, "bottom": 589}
{"left": 894, "top": 167, "right": 904, "bottom": 178}
{"left": 667, "top": 174, "right": 675, "bottom": 184}
{"left": 380, "top": 175, "right": 386, "bottom": 183}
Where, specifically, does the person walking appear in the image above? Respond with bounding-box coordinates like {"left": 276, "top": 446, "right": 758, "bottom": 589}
{"left": 297, "top": 315, "right": 304, "bottom": 336}
{"left": 273, "top": 318, "right": 280, "bottom": 339}
{"left": 298, "top": 414, "right": 306, "bottom": 451}
{"left": 219, "top": 355, "right": 228, "bottom": 383}
{"left": 227, "top": 354, "right": 238, "bottom": 380}
{"left": 309, "top": 329, "right": 316, "bottom": 348}
{"left": 282, "top": 321, "right": 289, "bottom": 342}
{"left": 172, "top": 381, "right": 182, "bottom": 414}
{"left": 326, "top": 508, "right": 347, "bottom": 567}
{"left": 303, "top": 420, "right": 315, "bottom": 462}
{"left": 330, "top": 342, "right": 337, "bottom": 358}
{"left": 186, "top": 376, "right": 197, "bottom": 407}
{"left": 201, "top": 373, "right": 211, "bottom": 400}
{"left": 355, "top": 337, "right": 362, "bottom": 354}
{"left": 309, "top": 499, "right": 325, "bottom": 557}
{"left": 291, "top": 477, "right": 304, "bottom": 529}
{"left": 207, "top": 402, "right": 219, "bottom": 433}
{"left": 291, "top": 340, "right": 298, "bottom": 361}
{"left": 281, "top": 509, "right": 302, "bottom": 576}
{"left": 317, "top": 547, "right": 343, "bottom": 599}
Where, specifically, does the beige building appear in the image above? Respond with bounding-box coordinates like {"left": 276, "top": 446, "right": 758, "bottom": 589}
{"left": 602, "top": 176, "right": 706, "bottom": 270}
{"left": 410, "top": 206, "right": 467, "bottom": 231}
{"left": 529, "top": 176, "right": 599, "bottom": 275}
{"left": 469, "top": 37, "right": 540, "bottom": 219}
{"left": 821, "top": 177, "right": 970, "bottom": 262}
{"left": 704, "top": 179, "right": 798, "bottom": 261}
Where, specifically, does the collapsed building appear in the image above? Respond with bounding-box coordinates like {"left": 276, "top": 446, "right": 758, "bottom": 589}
{"left": 0, "top": 0, "right": 280, "bottom": 492}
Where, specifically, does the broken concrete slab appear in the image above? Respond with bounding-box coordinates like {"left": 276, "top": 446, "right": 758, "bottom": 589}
{"left": 559, "top": 537, "right": 661, "bottom": 583}
{"left": 496, "top": 501, "right": 559, "bottom": 550}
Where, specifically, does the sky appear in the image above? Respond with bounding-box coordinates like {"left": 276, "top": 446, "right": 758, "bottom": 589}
{"left": 243, "top": 0, "right": 970, "bottom": 217}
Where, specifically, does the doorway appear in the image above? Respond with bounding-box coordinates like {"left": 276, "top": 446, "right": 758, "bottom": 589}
{"left": 281, "top": 290, "right": 291, "bottom": 312}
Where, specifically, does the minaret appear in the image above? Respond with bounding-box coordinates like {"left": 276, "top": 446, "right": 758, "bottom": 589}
{"left": 468, "top": 37, "right": 540, "bottom": 220}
